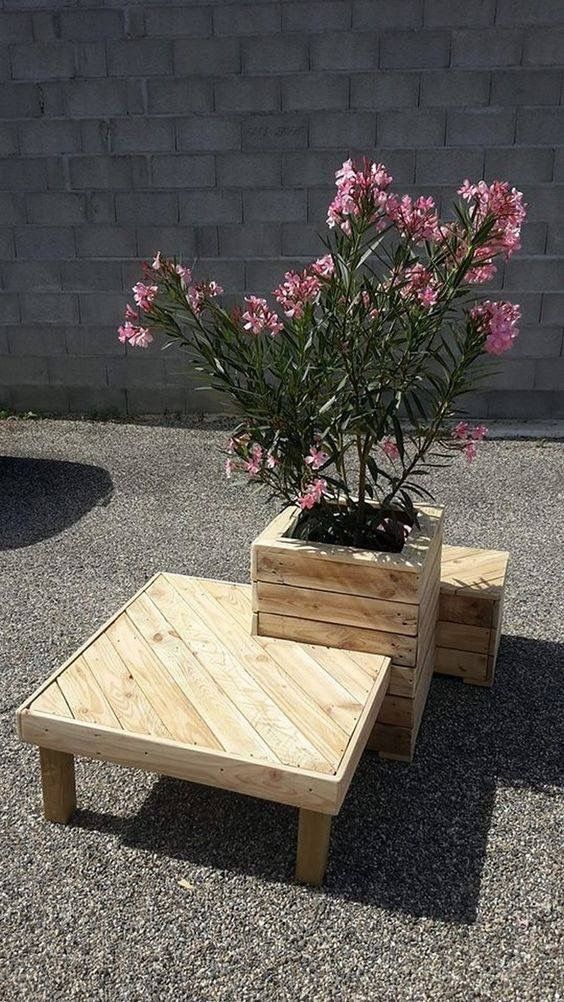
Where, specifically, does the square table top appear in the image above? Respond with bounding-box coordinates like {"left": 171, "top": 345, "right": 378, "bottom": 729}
{"left": 17, "top": 574, "right": 390, "bottom": 815}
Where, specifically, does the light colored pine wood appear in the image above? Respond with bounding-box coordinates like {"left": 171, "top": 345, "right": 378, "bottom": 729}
{"left": 82, "top": 634, "right": 171, "bottom": 739}
{"left": 440, "top": 545, "right": 508, "bottom": 597}
{"left": 57, "top": 656, "right": 122, "bottom": 729}
{"left": 295, "top": 809, "right": 332, "bottom": 885}
{"left": 204, "top": 578, "right": 380, "bottom": 704}
{"left": 31, "top": 683, "right": 72, "bottom": 718}
{"left": 435, "top": 646, "right": 488, "bottom": 679}
{"left": 16, "top": 573, "right": 162, "bottom": 726}
{"left": 128, "top": 591, "right": 280, "bottom": 761}
{"left": 157, "top": 575, "right": 339, "bottom": 769}
{"left": 437, "top": 620, "right": 491, "bottom": 654}
{"left": 166, "top": 576, "right": 345, "bottom": 770}
{"left": 106, "top": 615, "right": 221, "bottom": 746}
{"left": 254, "top": 546, "right": 421, "bottom": 602}
{"left": 18, "top": 575, "right": 393, "bottom": 836}
{"left": 39, "top": 747, "right": 76, "bottom": 823}
{"left": 254, "top": 579, "right": 419, "bottom": 635}
{"left": 256, "top": 611, "right": 418, "bottom": 665}
{"left": 22, "top": 712, "right": 341, "bottom": 814}
{"left": 438, "top": 593, "right": 493, "bottom": 629}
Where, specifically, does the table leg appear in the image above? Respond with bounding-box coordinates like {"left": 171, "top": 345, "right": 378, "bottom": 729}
{"left": 295, "top": 808, "right": 332, "bottom": 886}
{"left": 39, "top": 747, "right": 76, "bottom": 823}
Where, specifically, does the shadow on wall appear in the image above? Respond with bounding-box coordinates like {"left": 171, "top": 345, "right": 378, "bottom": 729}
{"left": 70, "top": 633, "right": 562, "bottom": 924}
{"left": 0, "top": 457, "right": 113, "bottom": 550}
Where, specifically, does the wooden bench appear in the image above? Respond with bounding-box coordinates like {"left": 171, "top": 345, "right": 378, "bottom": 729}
{"left": 16, "top": 573, "right": 390, "bottom": 886}
{"left": 436, "top": 545, "right": 509, "bottom": 687}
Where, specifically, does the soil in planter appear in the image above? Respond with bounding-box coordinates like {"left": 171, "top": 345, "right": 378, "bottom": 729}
{"left": 290, "top": 504, "right": 415, "bottom": 553}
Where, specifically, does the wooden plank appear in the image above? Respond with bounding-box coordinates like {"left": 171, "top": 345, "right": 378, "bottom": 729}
{"left": 435, "top": 646, "right": 488, "bottom": 679}
{"left": 16, "top": 572, "right": 162, "bottom": 722}
{"left": 166, "top": 576, "right": 345, "bottom": 771}
{"left": 254, "top": 547, "right": 421, "bottom": 603}
{"left": 39, "top": 747, "right": 76, "bottom": 824}
{"left": 20, "top": 712, "right": 341, "bottom": 814}
{"left": 440, "top": 546, "right": 508, "bottom": 597}
{"left": 31, "top": 683, "right": 72, "bottom": 719}
{"left": 151, "top": 576, "right": 339, "bottom": 769}
{"left": 106, "top": 615, "right": 223, "bottom": 746}
{"left": 82, "top": 633, "right": 171, "bottom": 739}
{"left": 295, "top": 809, "right": 332, "bottom": 885}
{"left": 57, "top": 656, "right": 122, "bottom": 729}
{"left": 438, "top": 593, "right": 494, "bottom": 629}
{"left": 128, "top": 591, "right": 279, "bottom": 761}
{"left": 254, "top": 579, "right": 419, "bottom": 636}
{"left": 203, "top": 578, "right": 380, "bottom": 704}
{"left": 366, "top": 722, "right": 412, "bottom": 759}
{"left": 436, "top": 620, "right": 490, "bottom": 655}
{"left": 256, "top": 611, "right": 418, "bottom": 666}
{"left": 333, "top": 657, "right": 390, "bottom": 805}
{"left": 252, "top": 504, "right": 442, "bottom": 574}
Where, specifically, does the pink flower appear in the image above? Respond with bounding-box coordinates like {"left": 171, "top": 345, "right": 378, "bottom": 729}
{"left": 452, "top": 420, "right": 470, "bottom": 440}
{"left": 266, "top": 452, "right": 278, "bottom": 469}
{"left": 124, "top": 303, "right": 139, "bottom": 321}
{"left": 311, "top": 254, "right": 335, "bottom": 278}
{"left": 243, "top": 443, "right": 264, "bottom": 478}
{"left": 225, "top": 457, "right": 236, "bottom": 479}
{"left": 457, "top": 179, "right": 527, "bottom": 283}
{"left": 451, "top": 422, "right": 487, "bottom": 462}
{"left": 381, "top": 437, "right": 400, "bottom": 460}
{"left": 117, "top": 321, "right": 153, "bottom": 348}
{"left": 297, "top": 478, "right": 327, "bottom": 510}
{"left": 304, "top": 445, "right": 329, "bottom": 470}
{"left": 471, "top": 300, "right": 521, "bottom": 355}
{"left": 151, "top": 251, "right": 162, "bottom": 271}
{"left": 386, "top": 194, "right": 440, "bottom": 243}
{"left": 472, "top": 424, "right": 488, "bottom": 440}
{"left": 241, "top": 296, "right": 283, "bottom": 336}
{"left": 132, "top": 282, "right": 158, "bottom": 312}
{"left": 327, "top": 158, "right": 393, "bottom": 233}
{"left": 400, "top": 263, "right": 438, "bottom": 310}
{"left": 175, "top": 263, "right": 192, "bottom": 284}
{"left": 464, "top": 441, "right": 477, "bottom": 464}
{"left": 273, "top": 269, "right": 321, "bottom": 319}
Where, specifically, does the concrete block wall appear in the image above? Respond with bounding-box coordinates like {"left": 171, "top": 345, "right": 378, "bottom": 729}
{"left": 0, "top": 0, "right": 562, "bottom": 420}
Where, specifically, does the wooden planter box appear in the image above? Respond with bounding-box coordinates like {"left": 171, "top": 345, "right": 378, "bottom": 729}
{"left": 251, "top": 505, "right": 444, "bottom": 763}
{"left": 435, "top": 544, "right": 509, "bottom": 687}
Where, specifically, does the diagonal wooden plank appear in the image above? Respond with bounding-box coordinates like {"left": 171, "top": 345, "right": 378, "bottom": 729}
{"left": 31, "top": 682, "right": 72, "bottom": 719}
{"left": 201, "top": 579, "right": 365, "bottom": 732}
{"left": 170, "top": 573, "right": 356, "bottom": 737}
{"left": 127, "top": 591, "right": 287, "bottom": 761}
{"left": 82, "top": 633, "right": 171, "bottom": 739}
{"left": 202, "top": 578, "right": 375, "bottom": 703}
{"left": 106, "top": 614, "right": 221, "bottom": 748}
{"left": 57, "top": 655, "right": 122, "bottom": 729}
{"left": 168, "top": 575, "right": 349, "bottom": 771}
{"left": 149, "top": 575, "right": 334, "bottom": 770}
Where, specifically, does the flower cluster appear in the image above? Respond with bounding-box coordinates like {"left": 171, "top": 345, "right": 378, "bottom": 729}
{"left": 381, "top": 437, "right": 400, "bottom": 460}
{"left": 304, "top": 444, "right": 329, "bottom": 470}
{"left": 458, "top": 179, "right": 526, "bottom": 283}
{"left": 273, "top": 268, "right": 321, "bottom": 319}
{"left": 297, "top": 478, "right": 328, "bottom": 510}
{"left": 386, "top": 194, "right": 440, "bottom": 244}
{"left": 327, "top": 158, "right": 393, "bottom": 233}
{"left": 400, "top": 263, "right": 439, "bottom": 310}
{"left": 241, "top": 296, "right": 283, "bottom": 336}
{"left": 225, "top": 437, "right": 278, "bottom": 480}
{"left": 471, "top": 300, "right": 521, "bottom": 355}
{"left": 452, "top": 421, "right": 488, "bottom": 464}
{"left": 118, "top": 302, "right": 154, "bottom": 348}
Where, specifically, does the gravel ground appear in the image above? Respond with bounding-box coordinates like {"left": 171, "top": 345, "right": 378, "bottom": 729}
{"left": 0, "top": 418, "right": 563, "bottom": 1002}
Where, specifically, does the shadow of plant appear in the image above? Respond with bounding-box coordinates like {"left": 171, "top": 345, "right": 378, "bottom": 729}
{"left": 0, "top": 457, "right": 113, "bottom": 550}
{"left": 71, "top": 634, "right": 562, "bottom": 924}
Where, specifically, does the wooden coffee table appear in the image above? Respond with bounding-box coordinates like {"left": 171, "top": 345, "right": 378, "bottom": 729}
{"left": 17, "top": 573, "right": 390, "bottom": 885}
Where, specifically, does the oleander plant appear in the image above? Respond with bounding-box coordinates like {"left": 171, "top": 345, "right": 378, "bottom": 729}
{"left": 118, "top": 158, "right": 526, "bottom": 551}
